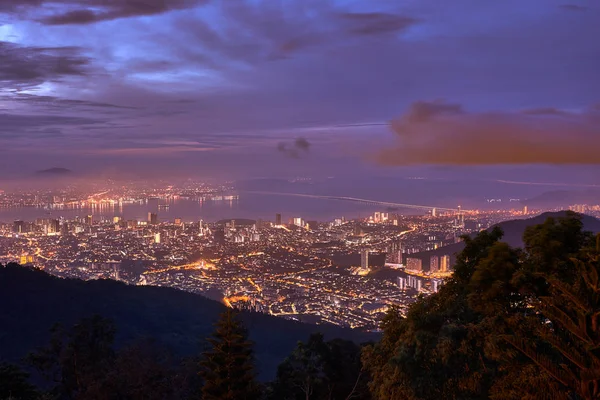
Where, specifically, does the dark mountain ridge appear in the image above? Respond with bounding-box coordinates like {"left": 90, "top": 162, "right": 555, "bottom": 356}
{"left": 408, "top": 211, "right": 600, "bottom": 266}
{"left": 0, "top": 265, "right": 377, "bottom": 380}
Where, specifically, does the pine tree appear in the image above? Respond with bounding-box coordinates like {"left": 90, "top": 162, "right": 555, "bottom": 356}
{"left": 200, "top": 309, "right": 259, "bottom": 400}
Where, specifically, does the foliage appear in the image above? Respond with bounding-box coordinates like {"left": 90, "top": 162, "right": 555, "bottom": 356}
{"left": 0, "top": 363, "right": 39, "bottom": 400}
{"left": 200, "top": 308, "right": 260, "bottom": 400}
{"left": 363, "top": 211, "right": 600, "bottom": 400}
{"left": 27, "top": 315, "right": 116, "bottom": 400}
{"left": 270, "top": 333, "right": 370, "bottom": 400}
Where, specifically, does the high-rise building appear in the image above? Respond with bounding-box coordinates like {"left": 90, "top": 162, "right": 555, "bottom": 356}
{"left": 85, "top": 215, "right": 93, "bottom": 226}
{"left": 432, "top": 279, "right": 443, "bottom": 293}
{"left": 49, "top": 219, "right": 60, "bottom": 234}
{"left": 148, "top": 212, "right": 158, "bottom": 225}
{"left": 440, "top": 255, "right": 450, "bottom": 272}
{"left": 406, "top": 257, "right": 423, "bottom": 272}
{"left": 154, "top": 233, "right": 161, "bottom": 244}
{"left": 275, "top": 213, "right": 282, "bottom": 226}
{"left": 430, "top": 255, "right": 439, "bottom": 273}
{"left": 431, "top": 207, "right": 437, "bottom": 217}
{"left": 293, "top": 217, "right": 303, "bottom": 227}
{"left": 397, "top": 276, "right": 407, "bottom": 290}
{"left": 523, "top": 205, "right": 528, "bottom": 215}
{"left": 174, "top": 218, "right": 182, "bottom": 226}
{"left": 361, "top": 250, "right": 369, "bottom": 269}
{"left": 13, "top": 220, "right": 26, "bottom": 234}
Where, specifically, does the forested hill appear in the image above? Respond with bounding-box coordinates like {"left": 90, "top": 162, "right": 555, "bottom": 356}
{"left": 413, "top": 211, "right": 600, "bottom": 263}
{"left": 0, "top": 265, "right": 377, "bottom": 380}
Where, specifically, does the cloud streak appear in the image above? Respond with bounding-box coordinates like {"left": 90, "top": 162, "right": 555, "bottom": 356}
{"left": 376, "top": 101, "right": 600, "bottom": 165}
{"left": 0, "top": 0, "right": 208, "bottom": 25}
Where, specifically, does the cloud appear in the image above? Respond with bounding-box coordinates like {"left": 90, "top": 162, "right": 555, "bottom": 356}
{"left": 559, "top": 4, "right": 588, "bottom": 11}
{"left": 0, "top": 41, "right": 89, "bottom": 88}
{"left": 337, "top": 12, "right": 417, "bottom": 36}
{"left": 376, "top": 101, "right": 600, "bottom": 165}
{"left": 277, "top": 137, "right": 312, "bottom": 159}
{"left": 0, "top": 0, "right": 209, "bottom": 25}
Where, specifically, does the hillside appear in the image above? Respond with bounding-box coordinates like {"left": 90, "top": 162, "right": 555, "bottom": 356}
{"left": 408, "top": 211, "right": 600, "bottom": 266}
{"left": 0, "top": 265, "right": 376, "bottom": 380}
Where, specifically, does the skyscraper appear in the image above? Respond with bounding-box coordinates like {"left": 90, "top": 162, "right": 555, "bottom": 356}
{"left": 275, "top": 213, "right": 282, "bottom": 226}
{"left": 85, "top": 215, "right": 93, "bottom": 226}
{"left": 361, "top": 250, "right": 369, "bottom": 269}
{"left": 148, "top": 212, "right": 158, "bottom": 225}
{"left": 430, "top": 255, "right": 439, "bottom": 273}
{"left": 440, "top": 255, "right": 450, "bottom": 272}
{"left": 13, "top": 220, "right": 26, "bottom": 234}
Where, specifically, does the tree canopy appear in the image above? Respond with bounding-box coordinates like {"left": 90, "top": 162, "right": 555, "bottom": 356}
{"left": 363, "top": 211, "right": 600, "bottom": 400}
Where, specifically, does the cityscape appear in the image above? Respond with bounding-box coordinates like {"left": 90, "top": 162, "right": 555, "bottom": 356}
{"left": 3, "top": 179, "right": 599, "bottom": 331}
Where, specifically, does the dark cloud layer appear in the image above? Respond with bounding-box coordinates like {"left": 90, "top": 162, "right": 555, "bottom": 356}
{"left": 377, "top": 101, "right": 600, "bottom": 165}
{"left": 0, "top": 0, "right": 206, "bottom": 24}
{"left": 0, "top": 41, "right": 89, "bottom": 88}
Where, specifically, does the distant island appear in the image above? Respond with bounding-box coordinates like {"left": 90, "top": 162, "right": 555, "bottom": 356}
{"left": 36, "top": 167, "right": 73, "bottom": 175}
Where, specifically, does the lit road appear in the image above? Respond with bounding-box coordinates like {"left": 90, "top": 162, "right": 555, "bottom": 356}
{"left": 243, "top": 191, "right": 459, "bottom": 212}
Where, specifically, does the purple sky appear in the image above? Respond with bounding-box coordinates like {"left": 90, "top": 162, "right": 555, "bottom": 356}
{"left": 0, "top": 0, "right": 599, "bottom": 181}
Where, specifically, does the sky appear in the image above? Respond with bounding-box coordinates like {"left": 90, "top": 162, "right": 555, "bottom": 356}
{"left": 0, "top": 0, "right": 599, "bottom": 181}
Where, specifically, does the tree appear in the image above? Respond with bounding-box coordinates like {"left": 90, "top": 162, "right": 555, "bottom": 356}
{"left": 363, "top": 228, "right": 505, "bottom": 400}
{"left": 471, "top": 214, "right": 600, "bottom": 399}
{"left": 200, "top": 309, "right": 259, "bottom": 400}
{"left": 0, "top": 363, "right": 39, "bottom": 400}
{"left": 27, "top": 315, "right": 116, "bottom": 400}
{"left": 271, "top": 334, "right": 369, "bottom": 400}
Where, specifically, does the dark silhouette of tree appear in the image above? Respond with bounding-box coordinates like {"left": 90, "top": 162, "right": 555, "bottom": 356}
{"left": 0, "top": 363, "right": 39, "bottom": 400}
{"left": 27, "top": 315, "right": 116, "bottom": 400}
{"left": 363, "top": 228, "right": 504, "bottom": 400}
{"left": 200, "top": 309, "right": 259, "bottom": 400}
{"left": 101, "top": 339, "right": 183, "bottom": 400}
{"left": 363, "top": 211, "right": 600, "bottom": 400}
{"left": 271, "top": 333, "right": 369, "bottom": 400}
{"left": 471, "top": 214, "right": 600, "bottom": 399}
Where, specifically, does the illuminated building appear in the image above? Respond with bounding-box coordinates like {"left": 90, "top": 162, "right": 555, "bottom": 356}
{"left": 440, "top": 255, "right": 450, "bottom": 272}
{"left": 406, "top": 257, "right": 422, "bottom": 272}
{"left": 373, "top": 212, "right": 381, "bottom": 223}
{"left": 397, "top": 276, "right": 407, "bottom": 290}
{"left": 13, "top": 220, "right": 26, "bottom": 234}
{"left": 154, "top": 233, "right": 161, "bottom": 244}
{"left": 174, "top": 218, "right": 182, "bottom": 226}
{"left": 49, "top": 219, "right": 60, "bottom": 234}
{"left": 432, "top": 279, "right": 443, "bottom": 293}
{"left": 19, "top": 255, "right": 35, "bottom": 265}
{"left": 361, "top": 250, "right": 369, "bottom": 269}
{"left": 432, "top": 208, "right": 437, "bottom": 217}
{"left": 113, "top": 216, "right": 121, "bottom": 224}
{"left": 148, "top": 212, "right": 158, "bottom": 225}
{"left": 523, "top": 205, "right": 528, "bottom": 215}
{"left": 293, "top": 217, "right": 304, "bottom": 227}
{"left": 430, "top": 255, "right": 439, "bottom": 273}
{"left": 85, "top": 215, "right": 93, "bottom": 225}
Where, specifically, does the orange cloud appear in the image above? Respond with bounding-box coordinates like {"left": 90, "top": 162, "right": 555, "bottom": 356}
{"left": 376, "top": 101, "right": 600, "bottom": 165}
